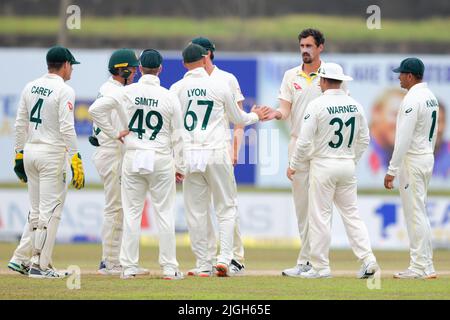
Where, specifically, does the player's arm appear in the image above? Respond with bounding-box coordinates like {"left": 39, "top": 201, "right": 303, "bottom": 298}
{"left": 170, "top": 94, "right": 186, "bottom": 177}
{"left": 290, "top": 103, "right": 317, "bottom": 171}
{"left": 354, "top": 106, "right": 370, "bottom": 164}
{"left": 268, "top": 71, "right": 294, "bottom": 120}
{"left": 232, "top": 101, "right": 245, "bottom": 166}
{"left": 14, "top": 86, "right": 30, "bottom": 153}
{"left": 59, "top": 87, "right": 84, "bottom": 189}
{"left": 223, "top": 90, "right": 265, "bottom": 125}
{"left": 89, "top": 95, "right": 128, "bottom": 141}
{"left": 386, "top": 99, "right": 418, "bottom": 177}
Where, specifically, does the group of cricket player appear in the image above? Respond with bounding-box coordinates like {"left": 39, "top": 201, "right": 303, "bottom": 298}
{"left": 8, "top": 28, "right": 439, "bottom": 280}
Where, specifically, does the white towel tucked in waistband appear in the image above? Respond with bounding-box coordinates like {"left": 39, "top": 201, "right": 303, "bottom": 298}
{"left": 132, "top": 150, "right": 155, "bottom": 174}
{"left": 186, "top": 149, "right": 212, "bottom": 173}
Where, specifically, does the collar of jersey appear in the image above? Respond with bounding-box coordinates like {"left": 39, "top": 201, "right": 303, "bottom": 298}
{"left": 408, "top": 82, "right": 427, "bottom": 93}
{"left": 108, "top": 76, "right": 123, "bottom": 87}
{"left": 324, "top": 89, "right": 345, "bottom": 95}
{"left": 45, "top": 73, "right": 64, "bottom": 82}
{"left": 138, "top": 74, "right": 160, "bottom": 86}
{"left": 184, "top": 67, "right": 209, "bottom": 78}
{"left": 297, "top": 62, "right": 321, "bottom": 84}
{"left": 210, "top": 65, "right": 220, "bottom": 76}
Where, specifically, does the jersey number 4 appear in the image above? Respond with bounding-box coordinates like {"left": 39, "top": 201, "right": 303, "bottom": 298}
{"left": 328, "top": 116, "right": 355, "bottom": 148}
{"left": 184, "top": 99, "right": 213, "bottom": 131}
{"left": 128, "top": 109, "right": 163, "bottom": 140}
{"left": 30, "top": 98, "right": 44, "bottom": 129}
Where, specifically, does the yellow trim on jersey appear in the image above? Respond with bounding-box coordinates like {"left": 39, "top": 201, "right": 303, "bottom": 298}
{"left": 298, "top": 71, "right": 318, "bottom": 85}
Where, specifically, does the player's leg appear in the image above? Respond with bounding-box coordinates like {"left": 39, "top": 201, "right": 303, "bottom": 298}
{"left": 333, "top": 160, "right": 378, "bottom": 278}
{"left": 148, "top": 153, "right": 183, "bottom": 280}
{"left": 29, "top": 151, "right": 67, "bottom": 277}
{"left": 94, "top": 149, "right": 123, "bottom": 273}
{"left": 397, "top": 155, "right": 435, "bottom": 278}
{"left": 206, "top": 149, "right": 237, "bottom": 276}
{"left": 230, "top": 212, "right": 245, "bottom": 274}
{"left": 287, "top": 138, "right": 311, "bottom": 269}
{"left": 184, "top": 171, "right": 212, "bottom": 275}
{"left": 206, "top": 202, "right": 218, "bottom": 266}
{"left": 119, "top": 151, "right": 148, "bottom": 278}
{"left": 8, "top": 213, "right": 32, "bottom": 275}
{"left": 302, "top": 159, "right": 334, "bottom": 278}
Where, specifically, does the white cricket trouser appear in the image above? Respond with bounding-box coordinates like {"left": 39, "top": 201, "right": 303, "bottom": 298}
{"left": 204, "top": 205, "right": 244, "bottom": 266}
{"left": 399, "top": 153, "right": 435, "bottom": 275}
{"left": 93, "top": 147, "right": 123, "bottom": 268}
{"left": 184, "top": 148, "right": 237, "bottom": 270}
{"left": 10, "top": 216, "right": 32, "bottom": 265}
{"left": 288, "top": 137, "right": 311, "bottom": 265}
{"left": 119, "top": 150, "right": 179, "bottom": 273}
{"left": 24, "top": 144, "right": 68, "bottom": 270}
{"left": 308, "top": 158, "right": 376, "bottom": 272}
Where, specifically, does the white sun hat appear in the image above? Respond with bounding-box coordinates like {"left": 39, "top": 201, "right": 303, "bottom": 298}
{"left": 318, "top": 62, "right": 353, "bottom": 81}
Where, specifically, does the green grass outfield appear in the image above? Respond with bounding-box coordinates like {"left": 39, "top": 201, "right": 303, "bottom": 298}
{"left": 0, "top": 243, "right": 449, "bottom": 300}
{"left": 1, "top": 14, "right": 450, "bottom": 43}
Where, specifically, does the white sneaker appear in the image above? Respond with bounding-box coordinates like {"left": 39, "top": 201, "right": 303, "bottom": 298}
{"left": 29, "top": 265, "right": 69, "bottom": 279}
{"left": 120, "top": 272, "right": 136, "bottom": 280}
{"left": 282, "top": 262, "right": 312, "bottom": 277}
{"left": 299, "top": 268, "right": 332, "bottom": 279}
{"left": 135, "top": 267, "right": 150, "bottom": 275}
{"left": 357, "top": 261, "right": 380, "bottom": 279}
{"left": 187, "top": 268, "right": 199, "bottom": 276}
{"left": 393, "top": 268, "right": 437, "bottom": 279}
{"left": 229, "top": 259, "right": 245, "bottom": 276}
{"left": 163, "top": 270, "right": 184, "bottom": 280}
{"left": 98, "top": 265, "right": 122, "bottom": 276}
{"left": 215, "top": 262, "right": 229, "bottom": 277}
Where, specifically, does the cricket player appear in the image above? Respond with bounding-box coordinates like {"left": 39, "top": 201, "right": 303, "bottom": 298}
{"left": 89, "top": 49, "right": 139, "bottom": 275}
{"left": 11, "top": 46, "right": 85, "bottom": 278}
{"left": 288, "top": 62, "right": 379, "bottom": 278}
{"left": 384, "top": 57, "right": 439, "bottom": 279}
{"left": 187, "top": 36, "right": 245, "bottom": 276}
{"left": 89, "top": 49, "right": 185, "bottom": 280}
{"left": 170, "top": 43, "right": 268, "bottom": 277}
{"left": 264, "top": 29, "right": 328, "bottom": 276}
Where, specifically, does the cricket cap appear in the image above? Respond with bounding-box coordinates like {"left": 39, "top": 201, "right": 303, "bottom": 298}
{"left": 182, "top": 43, "right": 208, "bottom": 63}
{"left": 46, "top": 46, "right": 80, "bottom": 65}
{"left": 318, "top": 62, "right": 353, "bottom": 81}
{"left": 139, "top": 49, "right": 163, "bottom": 68}
{"left": 392, "top": 57, "right": 424, "bottom": 77}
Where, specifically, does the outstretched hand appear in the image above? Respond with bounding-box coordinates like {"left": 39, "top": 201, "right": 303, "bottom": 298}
{"left": 251, "top": 105, "right": 271, "bottom": 121}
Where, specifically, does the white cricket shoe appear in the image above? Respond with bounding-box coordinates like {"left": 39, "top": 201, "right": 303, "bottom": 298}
{"left": 215, "top": 262, "right": 229, "bottom": 277}
{"left": 281, "top": 262, "right": 312, "bottom": 277}
{"left": 299, "top": 268, "right": 332, "bottom": 279}
{"left": 135, "top": 267, "right": 150, "bottom": 276}
{"left": 187, "top": 268, "right": 199, "bottom": 276}
{"left": 163, "top": 269, "right": 184, "bottom": 280}
{"left": 229, "top": 259, "right": 245, "bottom": 276}
{"left": 97, "top": 263, "right": 122, "bottom": 276}
{"left": 29, "top": 265, "right": 69, "bottom": 279}
{"left": 357, "top": 261, "right": 380, "bottom": 279}
{"left": 393, "top": 268, "right": 437, "bottom": 279}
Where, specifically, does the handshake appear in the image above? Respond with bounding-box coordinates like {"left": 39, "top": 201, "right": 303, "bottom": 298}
{"left": 250, "top": 105, "right": 281, "bottom": 121}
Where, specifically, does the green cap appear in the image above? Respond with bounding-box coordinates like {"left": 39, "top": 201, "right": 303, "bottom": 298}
{"left": 392, "top": 57, "right": 425, "bottom": 77}
{"left": 191, "top": 37, "right": 215, "bottom": 52}
{"left": 139, "top": 49, "right": 163, "bottom": 68}
{"left": 46, "top": 46, "right": 80, "bottom": 65}
{"left": 182, "top": 43, "right": 208, "bottom": 63}
{"left": 108, "top": 49, "right": 139, "bottom": 73}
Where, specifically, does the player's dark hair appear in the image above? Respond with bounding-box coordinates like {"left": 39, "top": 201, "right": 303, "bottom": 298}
{"left": 412, "top": 73, "right": 423, "bottom": 80}
{"left": 47, "top": 62, "right": 65, "bottom": 71}
{"left": 298, "top": 28, "right": 325, "bottom": 47}
{"left": 141, "top": 66, "right": 160, "bottom": 75}
{"left": 209, "top": 51, "right": 214, "bottom": 61}
{"left": 322, "top": 78, "right": 342, "bottom": 86}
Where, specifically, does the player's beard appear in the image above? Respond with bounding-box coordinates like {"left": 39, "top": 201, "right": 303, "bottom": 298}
{"left": 302, "top": 53, "right": 313, "bottom": 64}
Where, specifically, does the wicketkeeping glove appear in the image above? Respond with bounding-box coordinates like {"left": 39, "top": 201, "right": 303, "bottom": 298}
{"left": 14, "top": 150, "right": 27, "bottom": 183}
{"left": 70, "top": 152, "right": 85, "bottom": 189}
